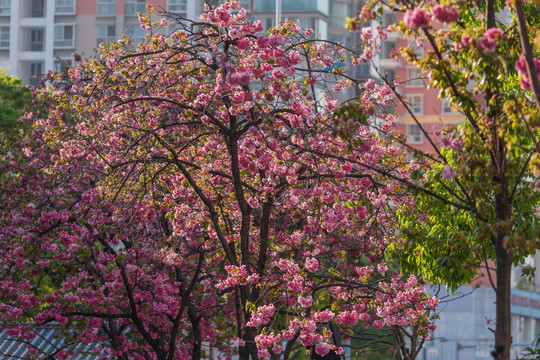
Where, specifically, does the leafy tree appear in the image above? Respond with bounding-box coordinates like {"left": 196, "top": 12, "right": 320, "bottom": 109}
{"left": 0, "top": 68, "right": 31, "bottom": 143}
{"left": 0, "top": 2, "right": 438, "bottom": 359}
{"left": 347, "top": 1, "right": 540, "bottom": 359}
{"left": 517, "top": 334, "right": 540, "bottom": 360}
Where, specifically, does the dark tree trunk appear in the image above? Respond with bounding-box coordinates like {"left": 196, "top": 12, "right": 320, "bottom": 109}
{"left": 493, "top": 241, "right": 513, "bottom": 360}
{"left": 491, "top": 134, "right": 512, "bottom": 360}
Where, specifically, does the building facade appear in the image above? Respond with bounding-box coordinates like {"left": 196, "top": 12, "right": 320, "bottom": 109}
{"left": 420, "top": 253, "right": 540, "bottom": 360}
{"left": 0, "top": 0, "right": 363, "bottom": 85}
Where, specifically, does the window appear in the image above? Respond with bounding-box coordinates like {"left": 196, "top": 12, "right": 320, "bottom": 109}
{"left": 0, "top": 26, "right": 8, "bottom": 48}
{"left": 382, "top": 12, "right": 397, "bottom": 28}
{"left": 442, "top": 99, "right": 458, "bottom": 114}
{"left": 238, "top": 0, "right": 250, "bottom": 10}
{"left": 125, "top": 0, "right": 146, "bottom": 15}
{"left": 255, "top": 0, "right": 322, "bottom": 11}
{"left": 381, "top": 40, "right": 395, "bottom": 59}
{"left": 30, "top": 29, "right": 44, "bottom": 51}
{"left": 168, "top": 0, "right": 186, "bottom": 13}
{"left": 55, "top": 58, "right": 73, "bottom": 72}
{"left": 357, "top": 63, "right": 370, "bottom": 75}
{"left": 32, "top": 0, "right": 45, "bottom": 17}
{"left": 261, "top": 18, "right": 273, "bottom": 31}
{"left": 406, "top": 67, "right": 424, "bottom": 87}
{"left": 96, "top": 24, "right": 116, "bottom": 46}
{"left": 296, "top": 17, "right": 317, "bottom": 37}
{"left": 29, "top": 61, "right": 43, "bottom": 85}
{"left": 97, "top": 0, "right": 116, "bottom": 15}
{"left": 54, "top": 25, "right": 74, "bottom": 47}
{"left": 382, "top": 69, "right": 395, "bottom": 83}
{"left": 329, "top": 2, "right": 350, "bottom": 27}
{"left": 126, "top": 25, "right": 146, "bottom": 44}
{"left": 408, "top": 40, "right": 424, "bottom": 58}
{"left": 55, "top": 0, "right": 75, "bottom": 13}
{"left": 406, "top": 124, "right": 423, "bottom": 144}
{"left": 426, "top": 347, "right": 439, "bottom": 360}
{"left": 406, "top": 94, "right": 423, "bottom": 115}
{"left": 0, "top": 0, "right": 9, "bottom": 15}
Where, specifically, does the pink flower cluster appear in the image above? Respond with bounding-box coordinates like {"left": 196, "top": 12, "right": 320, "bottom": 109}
{"left": 255, "top": 332, "right": 281, "bottom": 359}
{"left": 313, "top": 309, "right": 335, "bottom": 323}
{"left": 304, "top": 257, "right": 319, "bottom": 272}
{"left": 403, "top": 8, "right": 431, "bottom": 29}
{"left": 477, "top": 28, "right": 503, "bottom": 53}
{"left": 515, "top": 53, "right": 540, "bottom": 90}
{"left": 216, "top": 265, "right": 259, "bottom": 289}
{"left": 431, "top": 5, "right": 460, "bottom": 23}
{"left": 335, "top": 310, "right": 360, "bottom": 326}
{"left": 247, "top": 304, "right": 276, "bottom": 327}
{"left": 404, "top": 5, "right": 460, "bottom": 29}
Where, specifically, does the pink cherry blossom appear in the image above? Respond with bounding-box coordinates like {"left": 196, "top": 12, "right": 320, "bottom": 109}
{"left": 403, "top": 8, "right": 431, "bottom": 29}
{"left": 515, "top": 53, "right": 540, "bottom": 90}
{"left": 441, "top": 164, "right": 456, "bottom": 180}
{"left": 315, "top": 342, "right": 331, "bottom": 356}
{"left": 432, "top": 5, "right": 460, "bottom": 23}
{"left": 477, "top": 28, "right": 503, "bottom": 52}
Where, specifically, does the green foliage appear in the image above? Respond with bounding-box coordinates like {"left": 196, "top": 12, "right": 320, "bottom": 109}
{"left": 0, "top": 69, "right": 31, "bottom": 145}
{"left": 0, "top": 69, "right": 31, "bottom": 128}
{"left": 392, "top": 121, "right": 540, "bottom": 291}
{"left": 517, "top": 335, "right": 540, "bottom": 360}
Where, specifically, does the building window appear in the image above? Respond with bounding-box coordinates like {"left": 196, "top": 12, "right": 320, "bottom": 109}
{"left": 382, "top": 69, "right": 395, "bottom": 83}
{"left": 168, "top": 0, "right": 186, "bottom": 13}
{"left": 0, "top": 26, "right": 8, "bottom": 48}
{"left": 126, "top": 25, "right": 146, "bottom": 44}
{"left": 296, "top": 17, "right": 317, "bottom": 36}
{"left": 55, "top": 58, "right": 73, "bottom": 72}
{"left": 126, "top": 0, "right": 146, "bottom": 15}
{"left": 406, "top": 67, "right": 424, "bottom": 87}
{"left": 328, "top": 34, "right": 349, "bottom": 48}
{"left": 406, "top": 94, "right": 423, "bottom": 115}
{"left": 406, "top": 124, "right": 423, "bottom": 144}
{"left": 30, "top": 29, "right": 44, "bottom": 51}
{"left": 54, "top": 25, "right": 74, "bottom": 47}
{"left": 55, "top": 0, "right": 75, "bottom": 13}
{"left": 357, "top": 63, "right": 370, "bottom": 75}
{"left": 97, "top": 0, "right": 116, "bottom": 15}
{"left": 29, "top": 61, "right": 44, "bottom": 85}
{"left": 96, "top": 24, "right": 116, "bottom": 46}
{"left": 381, "top": 40, "right": 395, "bottom": 59}
{"left": 32, "top": 0, "right": 45, "bottom": 17}
{"left": 329, "top": 2, "right": 350, "bottom": 27}
{"left": 442, "top": 99, "right": 459, "bottom": 114}
{"left": 382, "top": 12, "right": 397, "bottom": 28}
{"left": 408, "top": 39, "right": 424, "bottom": 58}
{"left": 426, "top": 347, "right": 439, "bottom": 360}
{"left": 238, "top": 0, "right": 250, "bottom": 10}
{"left": 0, "top": 0, "right": 9, "bottom": 15}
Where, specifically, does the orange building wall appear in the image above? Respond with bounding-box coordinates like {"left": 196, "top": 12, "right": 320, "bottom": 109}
{"left": 393, "top": 35, "right": 466, "bottom": 153}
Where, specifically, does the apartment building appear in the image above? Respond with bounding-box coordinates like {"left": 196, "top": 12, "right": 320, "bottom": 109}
{"left": 0, "top": 0, "right": 363, "bottom": 85}
{"left": 381, "top": 29, "right": 466, "bottom": 153}
{"left": 0, "top": 0, "right": 202, "bottom": 85}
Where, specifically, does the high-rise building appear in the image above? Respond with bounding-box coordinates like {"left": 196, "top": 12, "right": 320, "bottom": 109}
{"left": 0, "top": 0, "right": 364, "bottom": 85}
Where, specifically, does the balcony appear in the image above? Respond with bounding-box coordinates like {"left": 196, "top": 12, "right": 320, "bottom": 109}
{"left": 21, "top": 0, "right": 45, "bottom": 18}
{"left": 254, "top": 0, "right": 328, "bottom": 14}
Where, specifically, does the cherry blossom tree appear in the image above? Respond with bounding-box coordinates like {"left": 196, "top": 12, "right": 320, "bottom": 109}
{"left": 347, "top": 1, "right": 540, "bottom": 359}
{"left": 0, "top": 2, "right": 438, "bottom": 359}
